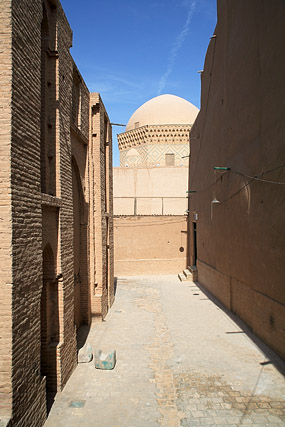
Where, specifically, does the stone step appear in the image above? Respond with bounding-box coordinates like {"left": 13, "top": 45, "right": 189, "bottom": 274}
{"left": 183, "top": 268, "right": 192, "bottom": 280}
{"left": 188, "top": 265, "right": 198, "bottom": 281}
{"left": 78, "top": 342, "right": 93, "bottom": 363}
{"left": 178, "top": 273, "right": 187, "bottom": 282}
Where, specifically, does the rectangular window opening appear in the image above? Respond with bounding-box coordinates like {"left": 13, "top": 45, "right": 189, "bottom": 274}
{"left": 165, "top": 153, "right": 175, "bottom": 166}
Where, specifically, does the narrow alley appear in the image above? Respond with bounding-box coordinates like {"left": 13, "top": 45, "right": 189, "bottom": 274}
{"left": 45, "top": 276, "right": 285, "bottom": 426}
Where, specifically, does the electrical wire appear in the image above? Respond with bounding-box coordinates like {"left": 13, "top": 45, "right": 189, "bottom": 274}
{"left": 114, "top": 218, "right": 187, "bottom": 228}
{"left": 188, "top": 163, "right": 285, "bottom": 215}
{"left": 188, "top": 163, "right": 285, "bottom": 199}
{"left": 188, "top": 178, "right": 254, "bottom": 216}
{"left": 233, "top": 164, "right": 285, "bottom": 185}
{"left": 249, "top": 177, "right": 285, "bottom": 185}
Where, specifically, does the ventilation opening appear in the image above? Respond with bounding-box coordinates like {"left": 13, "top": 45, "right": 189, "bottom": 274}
{"left": 165, "top": 153, "right": 175, "bottom": 166}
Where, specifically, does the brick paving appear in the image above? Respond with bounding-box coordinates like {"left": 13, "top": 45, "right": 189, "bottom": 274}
{"left": 45, "top": 276, "right": 285, "bottom": 426}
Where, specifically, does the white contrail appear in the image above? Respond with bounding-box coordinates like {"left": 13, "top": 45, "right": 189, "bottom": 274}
{"left": 158, "top": 0, "right": 197, "bottom": 94}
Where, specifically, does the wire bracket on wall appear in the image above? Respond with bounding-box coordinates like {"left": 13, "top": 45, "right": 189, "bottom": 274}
{"left": 213, "top": 166, "right": 231, "bottom": 171}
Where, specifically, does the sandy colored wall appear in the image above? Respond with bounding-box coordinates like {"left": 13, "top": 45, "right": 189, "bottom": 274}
{"left": 0, "top": 1, "right": 114, "bottom": 425}
{"left": 90, "top": 93, "right": 115, "bottom": 320}
{"left": 189, "top": 0, "right": 285, "bottom": 359}
{"left": 113, "top": 166, "right": 188, "bottom": 215}
{"left": 114, "top": 216, "right": 187, "bottom": 276}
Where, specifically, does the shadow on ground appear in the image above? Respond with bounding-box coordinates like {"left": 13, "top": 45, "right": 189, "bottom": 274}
{"left": 193, "top": 281, "right": 285, "bottom": 376}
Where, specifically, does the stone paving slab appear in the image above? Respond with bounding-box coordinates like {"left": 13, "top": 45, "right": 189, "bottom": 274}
{"left": 45, "top": 276, "right": 285, "bottom": 426}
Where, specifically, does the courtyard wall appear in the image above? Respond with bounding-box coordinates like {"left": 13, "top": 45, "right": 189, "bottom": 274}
{"left": 115, "top": 216, "right": 187, "bottom": 276}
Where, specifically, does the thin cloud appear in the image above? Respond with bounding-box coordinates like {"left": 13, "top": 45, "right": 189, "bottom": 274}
{"left": 87, "top": 72, "right": 156, "bottom": 106}
{"left": 158, "top": 0, "right": 197, "bottom": 94}
{"left": 88, "top": 72, "right": 142, "bottom": 95}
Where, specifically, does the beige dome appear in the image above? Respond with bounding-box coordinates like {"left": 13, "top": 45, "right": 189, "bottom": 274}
{"left": 126, "top": 94, "right": 199, "bottom": 132}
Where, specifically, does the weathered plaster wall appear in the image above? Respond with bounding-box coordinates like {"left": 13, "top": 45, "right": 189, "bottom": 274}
{"left": 113, "top": 167, "right": 188, "bottom": 215}
{"left": 114, "top": 216, "right": 187, "bottom": 276}
{"left": 189, "top": 0, "right": 285, "bottom": 359}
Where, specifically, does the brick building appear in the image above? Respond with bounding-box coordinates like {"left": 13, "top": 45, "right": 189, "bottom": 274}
{"left": 0, "top": 1, "right": 114, "bottom": 425}
{"left": 188, "top": 0, "right": 285, "bottom": 360}
{"left": 117, "top": 94, "right": 198, "bottom": 168}
{"left": 114, "top": 94, "right": 199, "bottom": 275}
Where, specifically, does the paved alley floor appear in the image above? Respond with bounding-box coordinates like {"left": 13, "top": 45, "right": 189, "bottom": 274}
{"left": 45, "top": 276, "right": 285, "bottom": 426}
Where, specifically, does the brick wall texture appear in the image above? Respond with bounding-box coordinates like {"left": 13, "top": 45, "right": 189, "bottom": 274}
{"left": 0, "top": 1, "right": 114, "bottom": 425}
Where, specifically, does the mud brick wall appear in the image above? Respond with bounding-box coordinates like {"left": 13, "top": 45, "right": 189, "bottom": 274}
{"left": 90, "top": 93, "right": 114, "bottom": 320}
{"left": 9, "top": 0, "right": 46, "bottom": 425}
{"left": 0, "top": 1, "right": 114, "bottom": 425}
{"left": 114, "top": 216, "right": 187, "bottom": 275}
{"left": 189, "top": 0, "right": 285, "bottom": 360}
{"left": 0, "top": 0, "right": 13, "bottom": 420}
{"left": 55, "top": 2, "right": 77, "bottom": 393}
{"left": 71, "top": 71, "right": 91, "bottom": 327}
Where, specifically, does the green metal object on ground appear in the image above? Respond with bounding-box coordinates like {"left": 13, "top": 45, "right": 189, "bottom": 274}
{"left": 94, "top": 349, "right": 116, "bottom": 370}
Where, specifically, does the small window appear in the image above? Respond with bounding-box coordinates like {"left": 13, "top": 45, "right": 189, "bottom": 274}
{"left": 135, "top": 121, "right": 139, "bottom": 129}
{"left": 165, "top": 153, "right": 175, "bottom": 166}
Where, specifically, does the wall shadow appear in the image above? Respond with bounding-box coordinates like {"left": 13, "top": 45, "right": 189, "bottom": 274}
{"left": 193, "top": 281, "right": 285, "bottom": 376}
{"left": 114, "top": 277, "right": 118, "bottom": 296}
{"left": 46, "top": 391, "right": 56, "bottom": 415}
{"left": 76, "top": 324, "right": 91, "bottom": 351}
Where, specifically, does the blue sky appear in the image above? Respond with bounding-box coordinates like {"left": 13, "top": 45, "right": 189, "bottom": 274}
{"left": 60, "top": 0, "right": 217, "bottom": 165}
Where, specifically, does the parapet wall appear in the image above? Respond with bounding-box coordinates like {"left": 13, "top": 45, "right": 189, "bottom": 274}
{"left": 113, "top": 166, "right": 188, "bottom": 216}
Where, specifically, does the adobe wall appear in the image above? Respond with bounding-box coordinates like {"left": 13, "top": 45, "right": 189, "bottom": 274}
{"left": 90, "top": 93, "right": 115, "bottom": 320}
{"left": 113, "top": 167, "right": 188, "bottom": 215}
{"left": 9, "top": 1, "right": 59, "bottom": 424}
{"left": 0, "top": 1, "right": 13, "bottom": 421}
{"left": 189, "top": 0, "right": 285, "bottom": 359}
{"left": 70, "top": 64, "right": 92, "bottom": 329}
{"left": 114, "top": 216, "right": 187, "bottom": 276}
{"left": 0, "top": 1, "right": 114, "bottom": 425}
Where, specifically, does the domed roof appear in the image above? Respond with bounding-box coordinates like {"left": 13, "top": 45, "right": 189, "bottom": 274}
{"left": 126, "top": 94, "right": 199, "bottom": 132}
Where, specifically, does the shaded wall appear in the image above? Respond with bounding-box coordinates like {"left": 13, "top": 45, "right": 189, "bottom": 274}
{"left": 189, "top": 0, "right": 285, "bottom": 359}
{"left": 0, "top": 0, "right": 13, "bottom": 420}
